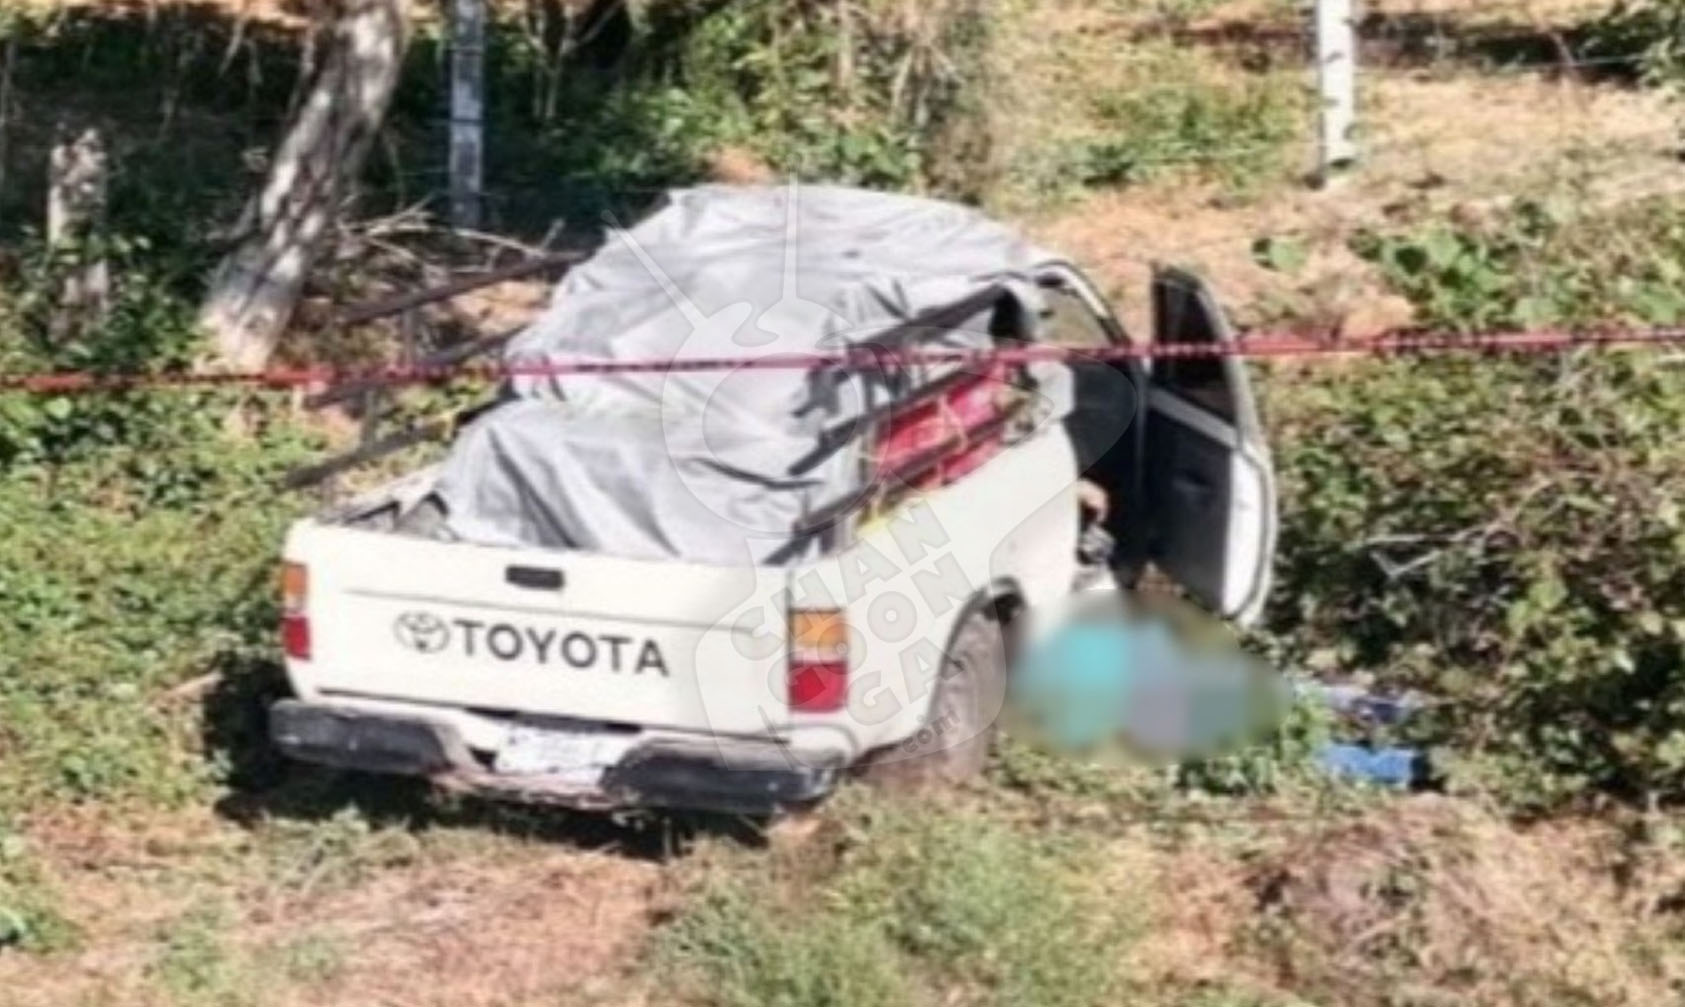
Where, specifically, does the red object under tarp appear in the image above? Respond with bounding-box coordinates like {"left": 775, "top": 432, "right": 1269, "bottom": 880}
{"left": 873, "top": 362, "right": 1012, "bottom": 491}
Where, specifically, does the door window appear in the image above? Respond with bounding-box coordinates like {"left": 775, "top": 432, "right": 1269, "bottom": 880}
{"left": 1145, "top": 267, "right": 1276, "bottom": 625}
{"left": 1152, "top": 271, "right": 1239, "bottom": 424}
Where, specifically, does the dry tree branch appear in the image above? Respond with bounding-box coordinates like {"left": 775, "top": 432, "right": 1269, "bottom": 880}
{"left": 219, "top": 0, "right": 259, "bottom": 78}
{"left": 363, "top": 219, "right": 559, "bottom": 260}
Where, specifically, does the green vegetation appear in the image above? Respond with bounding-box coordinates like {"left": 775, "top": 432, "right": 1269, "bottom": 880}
{"left": 1266, "top": 198, "right": 1685, "bottom": 809}
{"left": 1269, "top": 351, "right": 1685, "bottom": 807}
{"left": 433, "top": 0, "right": 1006, "bottom": 225}
{"left": 0, "top": 0, "right": 998, "bottom": 267}
{"left": 1069, "top": 51, "right": 1302, "bottom": 192}
{"left": 149, "top": 904, "right": 244, "bottom": 1003}
{"left": 998, "top": 37, "right": 1306, "bottom": 208}
{"left": 664, "top": 0, "right": 994, "bottom": 194}
{"left": 1586, "top": 0, "right": 1685, "bottom": 89}
{"left": 146, "top": 901, "right": 348, "bottom": 1004}
{"left": 0, "top": 8, "right": 296, "bottom": 262}
{"left": 657, "top": 795, "right": 1134, "bottom": 1007}
{"left": 0, "top": 820, "right": 75, "bottom": 952}
{"left": 1352, "top": 197, "right": 1685, "bottom": 332}
{"left": 0, "top": 262, "right": 314, "bottom": 813}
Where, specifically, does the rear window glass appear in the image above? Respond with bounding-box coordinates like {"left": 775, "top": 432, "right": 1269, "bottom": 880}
{"left": 1042, "top": 288, "right": 1113, "bottom": 349}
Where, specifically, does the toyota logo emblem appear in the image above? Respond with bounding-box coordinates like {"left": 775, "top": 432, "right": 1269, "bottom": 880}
{"left": 393, "top": 611, "right": 451, "bottom": 654}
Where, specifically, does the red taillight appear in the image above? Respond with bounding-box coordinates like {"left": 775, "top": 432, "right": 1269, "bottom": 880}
{"left": 281, "top": 614, "right": 312, "bottom": 661}
{"left": 280, "top": 562, "right": 310, "bottom": 661}
{"left": 788, "top": 608, "right": 849, "bottom": 713}
{"left": 788, "top": 661, "right": 848, "bottom": 712}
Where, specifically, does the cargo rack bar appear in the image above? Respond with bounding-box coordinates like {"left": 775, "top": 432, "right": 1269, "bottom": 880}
{"left": 287, "top": 250, "right": 588, "bottom": 489}
{"left": 287, "top": 274, "right": 1014, "bottom": 493}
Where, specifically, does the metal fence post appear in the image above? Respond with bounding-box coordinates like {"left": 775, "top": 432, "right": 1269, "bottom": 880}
{"left": 1315, "top": 0, "right": 1357, "bottom": 181}
{"left": 449, "top": 0, "right": 485, "bottom": 228}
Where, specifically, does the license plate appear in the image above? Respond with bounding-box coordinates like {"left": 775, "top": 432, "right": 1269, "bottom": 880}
{"left": 494, "top": 722, "right": 639, "bottom": 784}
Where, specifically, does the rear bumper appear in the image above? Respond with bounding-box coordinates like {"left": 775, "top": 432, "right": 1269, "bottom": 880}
{"left": 269, "top": 700, "right": 840, "bottom": 815}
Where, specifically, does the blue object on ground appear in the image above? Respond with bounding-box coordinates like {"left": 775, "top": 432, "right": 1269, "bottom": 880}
{"left": 1314, "top": 743, "right": 1422, "bottom": 787}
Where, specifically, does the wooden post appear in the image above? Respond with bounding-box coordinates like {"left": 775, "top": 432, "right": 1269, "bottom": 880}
{"left": 449, "top": 0, "right": 485, "bottom": 229}
{"left": 47, "top": 125, "right": 110, "bottom": 337}
{"left": 1315, "top": 0, "right": 1357, "bottom": 182}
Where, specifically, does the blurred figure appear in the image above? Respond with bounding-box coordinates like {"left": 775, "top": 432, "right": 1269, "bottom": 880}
{"left": 1010, "top": 590, "right": 1288, "bottom": 761}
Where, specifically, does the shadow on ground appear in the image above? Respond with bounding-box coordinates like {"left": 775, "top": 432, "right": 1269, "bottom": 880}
{"left": 198, "top": 652, "right": 769, "bottom": 862}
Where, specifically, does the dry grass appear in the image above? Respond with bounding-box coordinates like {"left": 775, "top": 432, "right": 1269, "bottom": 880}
{"left": 0, "top": 804, "right": 665, "bottom": 1007}
{"left": 4, "top": 787, "right": 1685, "bottom": 1007}
{"left": 1030, "top": 70, "right": 1674, "bottom": 332}
{"left": 1108, "top": 796, "right": 1685, "bottom": 1007}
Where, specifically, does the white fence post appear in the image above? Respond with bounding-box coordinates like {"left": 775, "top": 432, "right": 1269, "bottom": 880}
{"left": 1315, "top": 0, "right": 1357, "bottom": 180}
{"left": 449, "top": 0, "right": 485, "bottom": 228}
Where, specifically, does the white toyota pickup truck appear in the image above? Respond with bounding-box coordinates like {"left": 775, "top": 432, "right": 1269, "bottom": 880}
{"left": 270, "top": 187, "right": 1275, "bottom": 814}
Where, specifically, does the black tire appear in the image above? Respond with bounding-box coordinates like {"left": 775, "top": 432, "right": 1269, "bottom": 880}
{"left": 859, "top": 605, "right": 1009, "bottom": 789}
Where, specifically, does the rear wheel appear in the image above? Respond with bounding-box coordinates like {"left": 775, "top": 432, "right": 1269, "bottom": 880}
{"left": 858, "top": 606, "right": 1009, "bottom": 789}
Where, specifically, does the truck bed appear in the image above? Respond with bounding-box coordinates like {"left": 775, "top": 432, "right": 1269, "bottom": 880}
{"left": 285, "top": 506, "right": 793, "bottom": 752}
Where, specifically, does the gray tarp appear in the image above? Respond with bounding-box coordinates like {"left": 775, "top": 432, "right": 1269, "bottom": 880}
{"left": 428, "top": 185, "right": 1058, "bottom": 565}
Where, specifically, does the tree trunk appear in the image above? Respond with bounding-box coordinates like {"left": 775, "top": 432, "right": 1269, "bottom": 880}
{"left": 199, "top": 0, "right": 409, "bottom": 370}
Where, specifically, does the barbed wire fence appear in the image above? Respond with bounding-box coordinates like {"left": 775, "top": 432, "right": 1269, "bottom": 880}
{"left": 984, "top": 0, "right": 1677, "bottom": 344}
{"left": 378, "top": 0, "right": 1673, "bottom": 324}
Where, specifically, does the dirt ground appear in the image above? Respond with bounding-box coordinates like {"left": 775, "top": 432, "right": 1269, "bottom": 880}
{"left": 1105, "top": 796, "right": 1685, "bottom": 1006}
{"left": 5, "top": 791, "right": 1680, "bottom": 1006}
{"left": 0, "top": 802, "right": 670, "bottom": 1007}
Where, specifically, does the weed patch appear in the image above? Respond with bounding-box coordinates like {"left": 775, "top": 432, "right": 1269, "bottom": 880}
{"left": 149, "top": 904, "right": 247, "bottom": 1005}
{"left": 1353, "top": 196, "right": 1685, "bottom": 332}
{"left": 0, "top": 435, "right": 310, "bottom": 813}
{"left": 0, "top": 821, "right": 74, "bottom": 953}
{"left": 659, "top": 884, "right": 911, "bottom": 1007}
{"left": 1264, "top": 347, "right": 1685, "bottom": 808}
{"left": 657, "top": 792, "right": 1135, "bottom": 1007}
{"left": 1002, "top": 41, "right": 1305, "bottom": 207}
{"left": 1267, "top": 197, "right": 1685, "bottom": 808}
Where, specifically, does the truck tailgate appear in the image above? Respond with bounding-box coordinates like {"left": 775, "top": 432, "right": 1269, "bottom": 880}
{"left": 287, "top": 522, "right": 784, "bottom": 738}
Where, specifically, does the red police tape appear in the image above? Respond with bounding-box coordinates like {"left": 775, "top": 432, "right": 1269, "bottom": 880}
{"left": 5, "top": 325, "right": 1685, "bottom": 394}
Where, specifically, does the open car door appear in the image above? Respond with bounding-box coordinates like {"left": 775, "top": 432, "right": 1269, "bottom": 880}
{"left": 1143, "top": 266, "right": 1277, "bottom": 625}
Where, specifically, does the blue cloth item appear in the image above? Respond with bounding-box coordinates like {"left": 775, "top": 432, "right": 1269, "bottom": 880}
{"left": 1314, "top": 743, "right": 1421, "bottom": 787}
